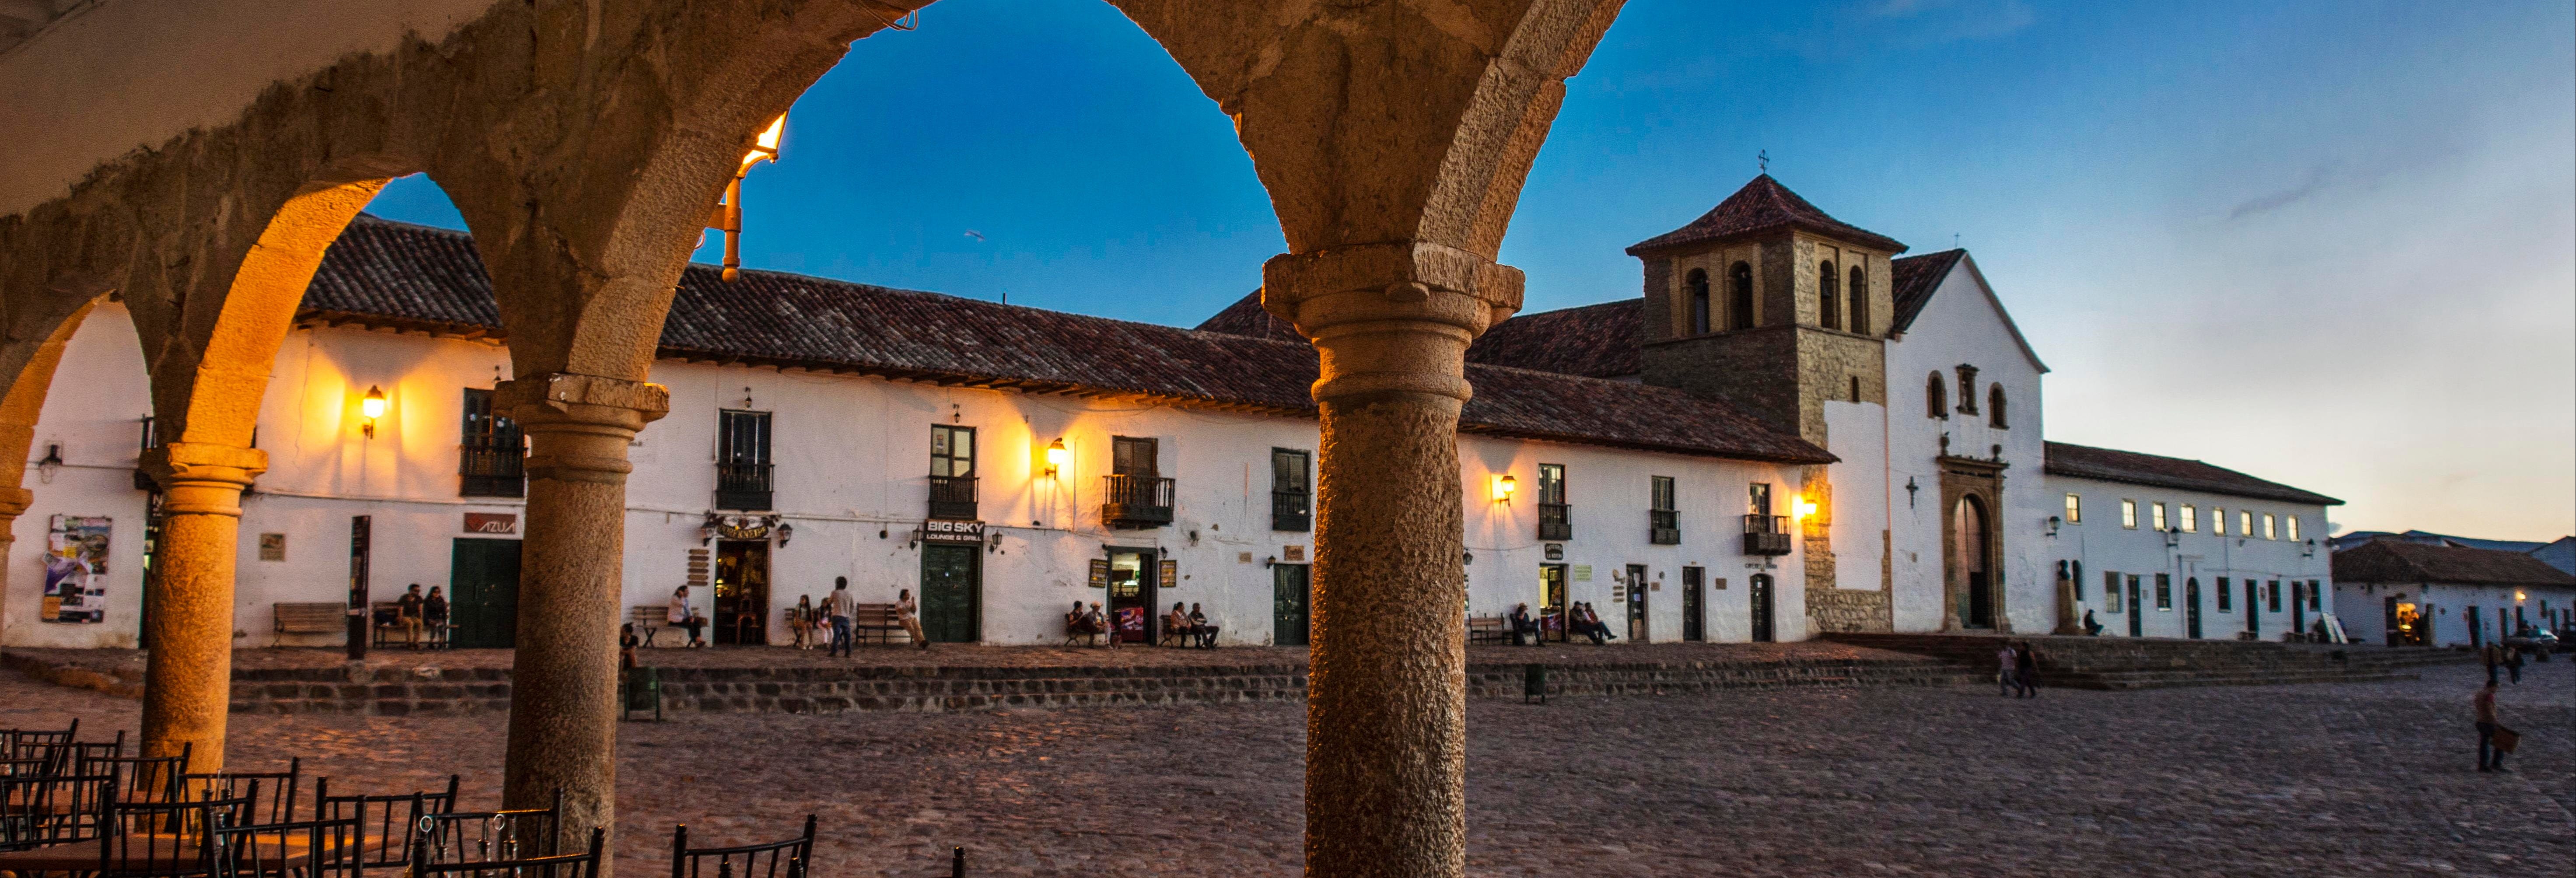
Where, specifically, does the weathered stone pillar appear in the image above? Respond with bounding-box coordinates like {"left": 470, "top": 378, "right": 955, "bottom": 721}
{"left": 1266, "top": 242, "right": 1520, "bottom": 878}
{"left": 495, "top": 373, "right": 667, "bottom": 857}
{"left": 0, "top": 487, "right": 28, "bottom": 640}
{"left": 138, "top": 442, "right": 267, "bottom": 772}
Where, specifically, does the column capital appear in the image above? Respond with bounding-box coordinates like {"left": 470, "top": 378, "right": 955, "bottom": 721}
{"left": 0, "top": 486, "right": 31, "bottom": 520}
{"left": 141, "top": 442, "right": 268, "bottom": 517}
{"left": 1260, "top": 242, "right": 1526, "bottom": 404}
{"left": 497, "top": 373, "right": 671, "bottom": 485}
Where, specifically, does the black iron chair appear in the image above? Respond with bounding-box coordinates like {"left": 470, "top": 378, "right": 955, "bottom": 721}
{"left": 669, "top": 815, "right": 816, "bottom": 878}
{"left": 417, "top": 789, "right": 563, "bottom": 864}
{"left": 314, "top": 774, "right": 460, "bottom": 872}
{"left": 1, "top": 756, "right": 52, "bottom": 778}
{"left": 82, "top": 742, "right": 191, "bottom": 804}
{"left": 1, "top": 771, "right": 115, "bottom": 851}
{"left": 408, "top": 826, "right": 605, "bottom": 878}
{"left": 183, "top": 757, "right": 301, "bottom": 824}
{"left": 210, "top": 813, "right": 364, "bottom": 878}
{"left": 3, "top": 720, "right": 78, "bottom": 757}
{"left": 95, "top": 788, "right": 252, "bottom": 878}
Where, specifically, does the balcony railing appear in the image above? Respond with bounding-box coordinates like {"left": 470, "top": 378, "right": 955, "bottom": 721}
{"left": 928, "top": 475, "right": 978, "bottom": 521}
{"left": 1272, "top": 490, "right": 1311, "bottom": 532}
{"left": 1650, "top": 509, "right": 1680, "bottom": 545}
{"left": 1102, "top": 474, "right": 1176, "bottom": 528}
{"left": 1537, "top": 502, "right": 1572, "bottom": 541}
{"left": 716, "top": 462, "right": 774, "bottom": 511}
{"left": 1742, "top": 514, "right": 1793, "bottom": 556}
{"left": 459, "top": 443, "right": 526, "bottom": 498}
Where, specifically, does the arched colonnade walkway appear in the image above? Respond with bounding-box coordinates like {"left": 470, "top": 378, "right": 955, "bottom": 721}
{"left": 0, "top": 2, "right": 1628, "bottom": 875}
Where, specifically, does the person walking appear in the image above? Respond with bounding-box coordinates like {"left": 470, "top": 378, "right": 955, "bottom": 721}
{"left": 2474, "top": 678, "right": 2507, "bottom": 772}
{"left": 2482, "top": 640, "right": 2503, "bottom": 684}
{"left": 1996, "top": 642, "right": 2019, "bottom": 696}
{"left": 2504, "top": 644, "right": 2525, "bottom": 684}
{"left": 397, "top": 584, "right": 427, "bottom": 649}
{"left": 896, "top": 588, "right": 928, "bottom": 650}
{"left": 822, "top": 577, "right": 855, "bottom": 658}
{"left": 2013, "top": 641, "right": 2040, "bottom": 698}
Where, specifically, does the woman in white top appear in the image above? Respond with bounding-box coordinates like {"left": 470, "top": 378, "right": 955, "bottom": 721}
{"left": 668, "top": 585, "right": 705, "bottom": 647}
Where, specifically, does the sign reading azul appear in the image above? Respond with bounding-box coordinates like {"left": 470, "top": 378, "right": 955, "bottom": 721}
{"left": 921, "top": 519, "right": 984, "bottom": 545}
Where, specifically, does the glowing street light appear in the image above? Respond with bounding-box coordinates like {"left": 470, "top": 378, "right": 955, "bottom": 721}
{"left": 710, "top": 113, "right": 786, "bottom": 282}
{"left": 360, "top": 385, "right": 388, "bottom": 438}
{"left": 1044, "top": 438, "right": 1069, "bottom": 477}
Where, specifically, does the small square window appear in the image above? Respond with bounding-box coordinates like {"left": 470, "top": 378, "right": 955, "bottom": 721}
{"left": 2213, "top": 507, "right": 2227, "bottom": 535}
{"left": 2155, "top": 574, "right": 2172, "bottom": 610}
{"left": 2261, "top": 514, "right": 2276, "bottom": 540}
{"left": 2120, "top": 499, "right": 2137, "bottom": 529}
{"left": 2151, "top": 502, "right": 2167, "bottom": 532}
{"left": 2239, "top": 510, "right": 2253, "bottom": 537}
{"left": 2102, "top": 571, "right": 2121, "bottom": 609}
{"left": 2180, "top": 504, "right": 2198, "bottom": 533}
{"left": 2286, "top": 516, "right": 2300, "bottom": 542}
{"left": 2064, "top": 493, "right": 2081, "bottom": 524}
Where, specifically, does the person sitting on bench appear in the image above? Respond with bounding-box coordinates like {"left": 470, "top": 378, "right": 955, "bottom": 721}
{"left": 669, "top": 585, "right": 706, "bottom": 648}
{"left": 1575, "top": 602, "right": 1615, "bottom": 645}
{"left": 1508, "top": 603, "right": 1538, "bottom": 646}
{"left": 1189, "top": 602, "right": 1217, "bottom": 648}
{"left": 1165, "top": 602, "right": 1193, "bottom": 646}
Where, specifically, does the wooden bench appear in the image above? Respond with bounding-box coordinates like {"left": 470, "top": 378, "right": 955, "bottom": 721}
{"left": 1467, "top": 615, "right": 1515, "bottom": 646}
{"left": 629, "top": 606, "right": 670, "bottom": 647}
{"left": 1063, "top": 612, "right": 1107, "bottom": 647}
{"left": 272, "top": 602, "right": 346, "bottom": 644}
{"left": 850, "top": 603, "right": 909, "bottom": 644}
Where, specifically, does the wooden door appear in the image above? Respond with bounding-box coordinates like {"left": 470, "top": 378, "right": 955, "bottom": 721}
{"left": 1681, "top": 567, "right": 1705, "bottom": 642}
{"left": 1625, "top": 564, "right": 1649, "bottom": 643}
{"left": 713, "top": 540, "right": 769, "bottom": 645}
{"left": 1749, "top": 574, "right": 1775, "bottom": 643}
{"left": 2126, "top": 575, "right": 2143, "bottom": 637}
{"left": 919, "top": 544, "right": 981, "bottom": 643}
{"left": 2185, "top": 578, "right": 2203, "bottom": 639}
{"left": 1272, "top": 563, "right": 1310, "bottom": 646}
{"left": 1539, "top": 563, "right": 1569, "bottom": 642}
{"left": 447, "top": 539, "right": 520, "bottom": 649}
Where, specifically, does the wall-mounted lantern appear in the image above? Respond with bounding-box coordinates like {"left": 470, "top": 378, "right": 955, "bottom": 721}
{"left": 36, "top": 443, "right": 63, "bottom": 483}
{"left": 2045, "top": 515, "right": 2062, "bottom": 538}
{"left": 1044, "top": 438, "right": 1069, "bottom": 478}
{"left": 1492, "top": 474, "right": 1516, "bottom": 504}
{"left": 360, "top": 386, "right": 388, "bottom": 438}
{"left": 1793, "top": 497, "right": 1819, "bottom": 519}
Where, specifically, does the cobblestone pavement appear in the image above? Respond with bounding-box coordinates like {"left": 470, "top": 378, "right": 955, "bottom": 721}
{"left": 5, "top": 656, "right": 2566, "bottom": 877}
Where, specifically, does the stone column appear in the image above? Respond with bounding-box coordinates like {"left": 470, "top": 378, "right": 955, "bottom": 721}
{"left": 138, "top": 442, "right": 267, "bottom": 772}
{"left": 494, "top": 373, "right": 667, "bottom": 857}
{"left": 0, "top": 487, "right": 28, "bottom": 641}
{"left": 1265, "top": 242, "right": 1520, "bottom": 878}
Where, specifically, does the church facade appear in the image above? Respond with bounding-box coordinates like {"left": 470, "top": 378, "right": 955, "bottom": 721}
{"left": 2, "top": 177, "right": 2342, "bottom": 651}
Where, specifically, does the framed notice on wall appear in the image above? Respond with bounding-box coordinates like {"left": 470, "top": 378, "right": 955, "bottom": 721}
{"left": 1160, "top": 559, "right": 1178, "bottom": 589}
{"left": 43, "top": 515, "right": 112, "bottom": 623}
{"left": 1088, "top": 559, "right": 1109, "bottom": 589}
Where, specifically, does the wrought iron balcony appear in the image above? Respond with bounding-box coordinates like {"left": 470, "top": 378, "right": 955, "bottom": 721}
{"left": 1538, "top": 502, "right": 1572, "bottom": 541}
{"left": 1272, "top": 489, "right": 1311, "bottom": 532}
{"left": 459, "top": 443, "right": 526, "bottom": 498}
{"left": 715, "top": 462, "right": 774, "bottom": 511}
{"left": 927, "top": 475, "right": 978, "bottom": 521}
{"left": 1650, "top": 509, "right": 1680, "bottom": 545}
{"left": 1102, "top": 474, "right": 1175, "bottom": 528}
{"left": 1742, "top": 514, "right": 1793, "bottom": 556}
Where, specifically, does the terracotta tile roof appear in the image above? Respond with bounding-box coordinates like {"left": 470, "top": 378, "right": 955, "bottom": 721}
{"left": 1191, "top": 291, "right": 1302, "bottom": 343}
{"left": 1627, "top": 175, "right": 1906, "bottom": 255}
{"left": 304, "top": 214, "right": 1834, "bottom": 465}
{"left": 1202, "top": 292, "right": 1648, "bottom": 380}
{"left": 2331, "top": 539, "right": 2576, "bottom": 588}
{"left": 1887, "top": 249, "right": 1964, "bottom": 336}
{"left": 2044, "top": 441, "right": 2342, "bottom": 507}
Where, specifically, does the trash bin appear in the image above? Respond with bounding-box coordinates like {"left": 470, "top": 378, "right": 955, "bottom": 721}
{"left": 1523, "top": 663, "right": 1547, "bottom": 704}
{"left": 622, "top": 666, "right": 661, "bottom": 721}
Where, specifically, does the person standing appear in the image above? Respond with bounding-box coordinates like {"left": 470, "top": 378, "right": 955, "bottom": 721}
{"left": 896, "top": 588, "right": 928, "bottom": 650}
{"left": 397, "top": 584, "right": 427, "bottom": 649}
{"left": 670, "top": 585, "right": 706, "bottom": 648}
{"left": 2503, "top": 644, "right": 2525, "bottom": 684}
{"left": 2013, "top": 641, "right": 2040, "bottom": 698}
{"left": 423, "top": 586, "right": 450, "bottom": 649}
{"left": 2474, "top": 679, "right": 2506, "bottom": 772}
{"left": 1996, "top": 642, "right": 2019, "bottom": 696}
{"left": 822, "top": 577, "right": 855, "bottom": 658}
{"left": 2482, "top": 640, "right": 2503, "bottom": 684}
{"left": 788, "top": 595, "right": 814, "bottom": 650}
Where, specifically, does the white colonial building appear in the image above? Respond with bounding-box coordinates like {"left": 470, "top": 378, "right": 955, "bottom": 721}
{"left": 3, "top": 176, "right": 2355, "bottom": 651}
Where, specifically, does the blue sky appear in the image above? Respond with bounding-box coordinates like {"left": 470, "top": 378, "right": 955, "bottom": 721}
{"left": 364, "top": 0, "right": 2576, "bottom": 540}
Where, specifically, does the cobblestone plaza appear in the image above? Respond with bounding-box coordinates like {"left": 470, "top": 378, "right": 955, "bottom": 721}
{"left": 4, "top": 658, "right": 2566, "bottom": 877}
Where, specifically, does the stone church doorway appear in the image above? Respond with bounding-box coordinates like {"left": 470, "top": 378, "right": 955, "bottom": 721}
{"left": 1954, "top": 495, "right": 1994, "bottom": 629}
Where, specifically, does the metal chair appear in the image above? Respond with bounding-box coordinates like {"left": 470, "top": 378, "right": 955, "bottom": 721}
{"left": 95, "top": 788, "right": 252, "bottom": 878}
{"left": 183, "top": 757, "right": 301, "bottom": 824}
{"left": 210, "top": 812, "right": 363, "bottom": 878}
{"left": 314, "top": 774, "right": 460, "bottom": 872}
{"left": 0, "top": 772, "right": 115, "bottom": 851}
{"left": 82, "top": 742, "right": 192, "bottom": 805}
{"left": 3, "top": 720, "right": 78, "bottom": 757}
{"left": 417, "top": 788, "right": 562, "bottom": 864}
{"left": 669, "top": 815, "right": 816, "bottom": 878}
{"left": 407, "top": 826, "right": 605, "bottom": 878}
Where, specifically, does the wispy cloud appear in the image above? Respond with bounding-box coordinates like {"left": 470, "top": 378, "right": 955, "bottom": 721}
{"left": 1864, "top": 0, "right": 2037, "bottom": 42}
{"left": 2227, "top": 161, "right": 2340, "bottom": 220}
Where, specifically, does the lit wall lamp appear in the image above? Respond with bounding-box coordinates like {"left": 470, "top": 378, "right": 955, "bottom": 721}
{"left": 360, "top": 386, "right": 388, "bottom": 438}
{"left": 1044, "top": 438, "right": 1069, "bottom": 478}
{"left": 1492, "top": 474, "right": 1516, "bottom": 504}
{"left": 1793, "top": 497, "right": 1820, "bottom": 518}
{"left": 708, "top": 113, "right": 787, "bottom": 283}
{"left": 2516, "top": 590, "right": 2527, "bottom": 602}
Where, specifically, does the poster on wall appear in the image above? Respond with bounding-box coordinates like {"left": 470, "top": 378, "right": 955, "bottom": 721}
{"left": 43, "top": 515, "right": 112, "bottom": 623}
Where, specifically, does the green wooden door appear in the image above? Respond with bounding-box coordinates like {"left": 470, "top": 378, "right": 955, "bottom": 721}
{"left": 919, "top": 544, "right": 980, "bottom": 643}
{"left": 448, "top": 539, "right": 521, "bottom": 648}
{"left": 1272, "top": 563, "right": 1310, "bottom": 646}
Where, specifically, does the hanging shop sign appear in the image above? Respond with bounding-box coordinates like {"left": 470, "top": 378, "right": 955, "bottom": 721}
{"left": 921, "top": 519, "right": 985, "bottom": 545}
{"left": 43, "top": 515, "right": 112, "bottom": 623}
{"left": 700, "top": 513, "right": 789, "bottom": 544}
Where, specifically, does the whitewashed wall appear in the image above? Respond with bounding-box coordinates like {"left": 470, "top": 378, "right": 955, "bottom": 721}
{"left": 1884, "top": 258, "right": 2051, "bottom": 633}
{"left": 2050, "top": 476, "right": 2332, "bottom": 640}
{"left": 7, "top": 306, "right": 1811, "bottom": 648}
{"left": 2331, "top": 580, "right": 2573, "bottom": 647}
